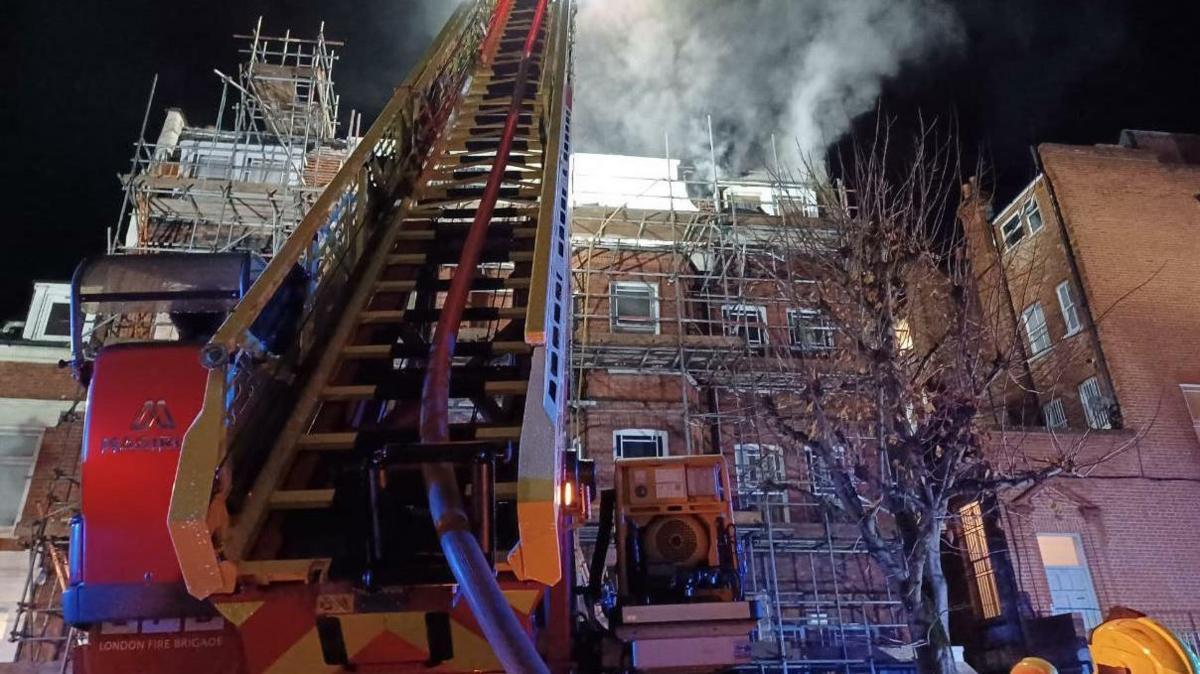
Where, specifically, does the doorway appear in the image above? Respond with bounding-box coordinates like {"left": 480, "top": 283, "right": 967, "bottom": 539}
{"left": 1036, "top": 533, "right": 1102, "bottom": 629}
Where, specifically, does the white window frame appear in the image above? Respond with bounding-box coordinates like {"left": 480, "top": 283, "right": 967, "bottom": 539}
{"left": 613, "top": 429, "right": 668, "bottom": 460}
{"left": 21, "top": 283, "right": 72, "bottom": 343}
{"left": 787, "top": 308, "right": 835, "bottom": 353}
{"left": 1078, "top": 376, "right": 1112, "bottom": 429}
{"left": 1022, "top": 302, "right": 1051, "bottom": 355}
{"left": 1056, "top": 281, "right": 1081, "bottom": 336}
{"left": 722, "top": 304, "right": 768, "bottom": 347}
{"left": 1043, "top": 398, "right": 1067, "bottom": 430}
{"left": 609, "top": 281, "right": 660, "bottom": 334}
{"left": 732, "top": 443, "right": 788, "bottom": 503}
{"left": 1025, "top": 198, "right": 1045, "bottom": 234}
{"left": 0, "top": 427, "right": 44, "bottom": 537}
{"left": 1000, "top": 213, "right": 1026, "bottom": 249}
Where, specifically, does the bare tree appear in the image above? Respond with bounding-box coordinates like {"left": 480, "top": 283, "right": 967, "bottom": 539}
{"left": 749, "top": 123, "right": 1125, "bottom": 674}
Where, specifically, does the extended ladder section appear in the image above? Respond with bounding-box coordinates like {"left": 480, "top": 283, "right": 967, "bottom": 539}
{"left": 165, "top": 0, "right": 572, "bottom": 667}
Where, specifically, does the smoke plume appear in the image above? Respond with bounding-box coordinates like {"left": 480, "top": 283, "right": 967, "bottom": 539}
{"left": 573, "top": 0, "right": 963, "bottom": 175}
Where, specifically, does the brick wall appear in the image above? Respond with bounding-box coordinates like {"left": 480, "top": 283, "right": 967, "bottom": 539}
{"left": 961, "top": 177, "right": 1108, "bottom": 428}
{"left": 961, "top": 137, "right": 1200, "bottom": 627}
{"left": 0, "top": 357, "right": 83, "bottom": 553}
{"left": 1040, "top": 142, "right": 1200, "bottom": 468}
{"left": 0, "top": 362, "right": 79, "bottom": 403}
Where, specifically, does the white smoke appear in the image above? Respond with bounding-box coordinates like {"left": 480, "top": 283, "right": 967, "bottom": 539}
{"left": 573, "top": 0, "right": 963, "bottom": 175}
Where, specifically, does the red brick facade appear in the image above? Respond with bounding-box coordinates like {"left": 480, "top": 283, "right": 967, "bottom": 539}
{"left": 0, "top": 341, "right": 83, "bottom": 665}
{"left": 569, "top": 197, "right": 910, "bottom": 663}
{"left": 0, "top": 350, "right": 84, "bottom": 552}
{"left": 960, "top": 132, "right": 1200, "bottom": 648}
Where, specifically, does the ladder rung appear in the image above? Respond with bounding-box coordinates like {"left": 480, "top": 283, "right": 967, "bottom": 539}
{"left": 373, "top": 276, "right": 531, "bottom": 293}
{"left": 387, "top": 253, "right": 427, "bottom": 265}
{"left": 373, "top": 280, "right": 417, "bottom": 292}
{"left": 296, "top": 426, "right": 524, "bottom": 451}
{"left": 341, "top": 344, "right": 393, "bottom": 359}
{"left": 475, "top": 426, "right": 524, "bottom": 439}
{"left": 341, "top": 340, "right": 532, "bottom": 360}
{"left": 394, "top": 231, "right": 437, "bottom": 241}
{"left": 269, "top": 489, "right": 335, "bottom": 510}
{"left": 320, "top": 379, "right": 528, "bottom": 401}
{"left": 358, "top": 306, "right": 527, "bottom": 324}
{"left": 385, "top": 251, "right": 534, "bottom": 266}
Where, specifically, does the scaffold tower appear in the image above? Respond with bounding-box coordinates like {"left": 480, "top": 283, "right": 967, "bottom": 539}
{"left": 113, "top": 18, "right": 358, "bottom": 260}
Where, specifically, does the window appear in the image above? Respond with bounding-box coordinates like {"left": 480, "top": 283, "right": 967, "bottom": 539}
{"left": 192, "top": 152, "right": 229, "bottom": 180}
{"left": 787, "top": 309, "right": 834, "bottom": 353}
{"left": 43, "top": 303, "right": 70, "bottom": 338}
{"left": 1000, "top": 213, "right": 1025, "bottom": 248}
{"left": 613, "top": 429, "right": 668, "bottom": 459}
{"left": 1078, "top": 377, "right": 1112, "bottom": 429}
{"left": 722, "top": 304, "right": 768, "bottom": 347}
{"left": 21, "top": 283, "right": 72, "bottom": 343}
{"left": 895, "top": 319, "right": 914, "bottom": 352}
{"left": 729, "top": 443, "right": 787, "bottom": 491}
{"left": 959, "top": 501, "right": 1002, "bottom": 619}
{"left": 1021, "top": 303, "right": 1051, "bottom": 355}
{"left": 1043, "top": 399, "right": 1067, "bottom": 429}
{"left": 1056, "top": 281, "right": 1081, "bottom": 336}
{"left": 243, "top": 155, "right": 288, "bottom": 184}
{"left": 803, "top": 444, "right": 842, "bottom": 497}
{"left": 1025, "top": 198, "right": 1044, "bottom": 234}
{"left": 0, "top": 429, "right": 42, "bottom": 534}
{"left": 733, "top": 444, "right": 787, "bottom": 503}
{"left": 609, "top": 282, "right": 659, "bottom": 333}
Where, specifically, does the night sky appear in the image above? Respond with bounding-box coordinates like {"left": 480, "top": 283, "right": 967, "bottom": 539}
{"left": 4, "top": 0, "right": 1199, "bottom": 320}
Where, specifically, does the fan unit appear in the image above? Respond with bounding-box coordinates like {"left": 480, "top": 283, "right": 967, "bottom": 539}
{"left": 644, "top": 516, "right": 709, "bottom": 567}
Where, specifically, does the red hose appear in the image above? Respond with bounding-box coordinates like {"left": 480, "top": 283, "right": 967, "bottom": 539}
{"left": 418, "top": 1, "right": 551, "bottom": 672}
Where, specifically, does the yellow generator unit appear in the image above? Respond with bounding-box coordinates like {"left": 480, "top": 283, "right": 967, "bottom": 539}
{"left": 599, "top": 455, "right": 756, "bottom": 671}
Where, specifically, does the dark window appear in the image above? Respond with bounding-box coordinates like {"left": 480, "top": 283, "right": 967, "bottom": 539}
{"left": 1001, "top": 213, "right": 1025, "bottom": 248}
{"left": 43, "top": 303, "right": 71, "bottom": 337}
{"left": 614, "top": 430, "right": 667, "bottom": 459}
{"left": 610, "top": 282, "right": 658, "bottom": 333}
{"left": 788, "top": 309, "right": 834, "bottom": 352}
{"left": 722, "top": 305, "right": 767, "bottom": 347}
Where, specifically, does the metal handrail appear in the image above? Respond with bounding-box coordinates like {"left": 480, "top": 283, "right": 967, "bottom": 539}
{"left": 167, "top": 0, "right": 499, "bottom": 599}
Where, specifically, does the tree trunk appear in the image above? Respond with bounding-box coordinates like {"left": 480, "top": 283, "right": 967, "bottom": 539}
{"left": 909, "top": 531, "right": 957, "bottom": 674}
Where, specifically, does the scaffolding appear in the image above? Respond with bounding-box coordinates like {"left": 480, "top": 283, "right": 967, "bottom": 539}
{"left": 6, "top": 417, "right": 81, "bottom": 670}
{"left": 567, "top": 144, "right": 914, "bottom": 673}
{"left": 113, "top": 18, "right": 359, "bottom": 260}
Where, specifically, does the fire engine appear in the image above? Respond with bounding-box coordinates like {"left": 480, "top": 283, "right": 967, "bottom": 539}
{"left": 62, "top": 1, "right": 755, "bottom": 671}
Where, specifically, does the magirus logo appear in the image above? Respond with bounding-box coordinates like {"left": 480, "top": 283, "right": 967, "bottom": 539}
{"left": 100, "top": 400, "right": 181, "bottom": 453}
{"left": 130, "top": 400, "right": 176, "bottom": 431}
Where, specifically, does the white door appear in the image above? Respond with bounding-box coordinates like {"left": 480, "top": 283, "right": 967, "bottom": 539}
{"left": 1037, "top": 533, "right": 1102, "bottom": 629}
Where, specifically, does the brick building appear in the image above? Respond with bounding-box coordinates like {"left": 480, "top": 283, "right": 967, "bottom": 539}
{"left": 952, "top": 130, "right": 1200, "bottom": 670}
{"left": 0, "top": 283, "right": 84, "bottom": 666}
{"left": 569, "top": 153, "right": 912, "bottom": 669}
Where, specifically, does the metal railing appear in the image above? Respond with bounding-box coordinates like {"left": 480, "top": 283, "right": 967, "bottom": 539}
{"left": 166, "top": 0, "right": 499, "bottom": 599}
